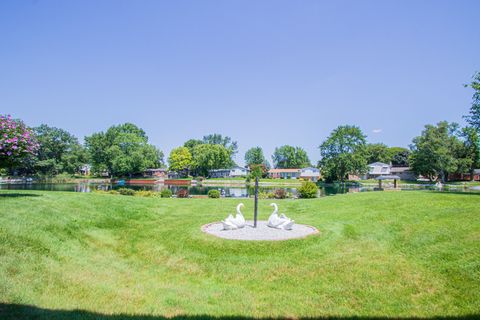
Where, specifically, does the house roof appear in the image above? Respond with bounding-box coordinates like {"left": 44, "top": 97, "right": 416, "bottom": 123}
{"left": 377, "top": 175, "right": 401, "bottom": 180}
{"left": 301, "top": 167, "right": 320, "bottom": 172}
{"left": 368, "top": 162, "right": 390, "bottom": 167}
{"left": 268, "top": 168, "right": 301, "bottom": 173}
{"left": 390, "top": 167, "right": 412, "bottom": 173}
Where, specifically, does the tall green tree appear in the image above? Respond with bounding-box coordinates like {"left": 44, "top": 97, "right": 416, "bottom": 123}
{"left": 365, "top": 143, "right": 392, "bottom": 164}
{"left": 464, "top": 71, "right": 480, "bottom": 130}
{"left": 202, "top": 133, "right": 238, "bottom": 155}
{"left": 389, "top": 147, "right": 410, "bottom": 167}
{"left": 409, "top": 121, "right": 462, "bottom": 182}
{"left": 31, "top": 124, "right": 87, "bottom": 175}
{"left": 460, "top": 126, "right": 480, "bottom": 180}
{"left": 191, "top": 144, "right": 232, "bottom": 176}
{"left": 244, "top": 147, "right": 269, "bottom": 167}
{"left": 168, "top": 147, "right": 193, "bottom": 175}
{"left": 319, "top": 125, "right": 368, "bottom": 182}
{"left": 183, "top": 139, "right": 203, "bottom": 155}
{"left": 272, "top": 145, "right": 310, "bottom": 169}
{"left": 85, "top": 123, "right": 163, "bottom": 177}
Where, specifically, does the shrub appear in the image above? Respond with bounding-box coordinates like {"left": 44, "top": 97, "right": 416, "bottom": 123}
{"left": 208, "top": 189, "right": 221, "bottom": 198}
{"left": 118, "top": 188, "right": 136, "bottom": 196}
{"left": 176, "top": 188, "right": 189, "bottom": 198}
{"left": 108, "top": 190, "right": 119, "bottom": 195}
{"left": 274, "top": 189, "right": 287, "bottom": 199}
{"left": 267, "top": 192, "right": 275, "bottom": 199}
{"left": 258, "top": 191, "right": 268, "bottom": 199}
{"left": 160, "top": 189, "right": 173, "bottom": 198}
{"left": 136, "top": 190, "right": 157, "bottom": 197}
{"left": 298, "top": 181, "right": 318, "bottom": 198}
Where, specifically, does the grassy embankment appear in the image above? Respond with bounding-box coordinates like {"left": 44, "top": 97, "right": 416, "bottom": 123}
{"left": 0, "top": 190, "right": 479, "bottom": 319}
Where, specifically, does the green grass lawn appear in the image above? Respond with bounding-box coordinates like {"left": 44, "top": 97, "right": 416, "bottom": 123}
{"left": 0, "top": 190, "right": 479, "bottom": 319}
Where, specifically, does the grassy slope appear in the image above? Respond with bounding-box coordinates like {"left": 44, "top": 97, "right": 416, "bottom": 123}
{"left": 0, "top": 191, "right": 479, "bottom": 319}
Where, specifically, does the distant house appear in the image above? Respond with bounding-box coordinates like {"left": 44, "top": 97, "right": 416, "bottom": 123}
{"left": 230, "top": 166, "right": 250, "bottom": 177}
{"left": 390, "top": 167, "right": 417, "bottom": 181}
{"left": 268, "top": 168, "right": 301, "bottom": 179}
{"left": 449, "top": 169, "right": 480, "bottom": 181}
{"left": 366, "top": 162, "right": 391, "bottom": 178}
{"left": 145, "top": 168, "right": 167, "bottom": 178}
{"left": 300, "top": 167, "right": 321, "bottom": 182}
{"left": 351, "top": 163, "right": 417, "bottom": 181}
{"left": 80, "top": 164, "right": 91, "bottom": 176}
{"left": 208, "top": 166, "right": 249, "bottom": 179}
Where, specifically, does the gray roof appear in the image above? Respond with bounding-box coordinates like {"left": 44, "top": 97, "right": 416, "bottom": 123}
{"left": 377, "top": 175, "right": 401, "bottom": 180}
{"left": 368, "top": 162, "right": 390, "bottom": 167}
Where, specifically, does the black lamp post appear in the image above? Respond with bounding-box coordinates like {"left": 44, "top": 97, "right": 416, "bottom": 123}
{"left": 254, "top": 176, "right": 259, "bottom": 228}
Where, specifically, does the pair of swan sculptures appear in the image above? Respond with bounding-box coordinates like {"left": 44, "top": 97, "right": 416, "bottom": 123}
{"left": 222, "top": 203, "right": 295, "bottom": 231}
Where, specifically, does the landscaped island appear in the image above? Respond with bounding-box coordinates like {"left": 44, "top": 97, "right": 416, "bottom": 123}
{"left": 0, "top": 190, "right": 479, "bottom": 319}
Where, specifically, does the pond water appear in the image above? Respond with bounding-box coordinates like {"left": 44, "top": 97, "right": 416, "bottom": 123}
{"left": 1, "top": 182, "right": 478, "bottom": 197}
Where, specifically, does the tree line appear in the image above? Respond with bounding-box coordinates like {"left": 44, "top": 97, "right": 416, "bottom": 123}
{"left": 1, "top": 72, "right": 479, "bottom": 181}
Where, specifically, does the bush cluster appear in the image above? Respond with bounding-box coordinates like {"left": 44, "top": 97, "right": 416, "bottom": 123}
{"left": 176, "top": 189, "right": 189, "bottom": 198}
{"left": 274, "top": 189, "right": 287, "bottom": 199}
{"left": 136, "top": 190, "right": 157, "bottom": 197}
{"left": 118, "top": 188, "right": 136, "bottom": 196}
{"left": 298, "top": 181, "right": 318, "bottom": 198}
{"left": 208, "top": 189, "right": 220, "bottom": 198}
{"left": 160, "top": 189, "right": 173, "bottom": 198}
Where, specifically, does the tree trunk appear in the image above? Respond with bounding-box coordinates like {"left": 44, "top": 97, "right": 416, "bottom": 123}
{"left": 440, "top": 171, "right": 446, "bottom": 183}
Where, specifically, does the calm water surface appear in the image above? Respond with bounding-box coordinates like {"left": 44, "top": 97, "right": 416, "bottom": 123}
{"left": 1, "top": 182, "right": 477, "bottom": 197}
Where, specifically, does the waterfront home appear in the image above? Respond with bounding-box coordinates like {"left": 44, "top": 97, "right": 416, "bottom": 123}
{"left": 268, "top": 168, "right": 301, "bottom": 179}
{"left": 80, "top": 164, "right": 91, "bottom": 176}
{"left": 230, "top": 166, "right": 249, "bottom": 177}
{"left": 366, "top": 162, "right": 391, "bottom": 178}
{"left": 208, "top": 166, "right": 250, "bottom": 179}
{"left": 449, "top": 169, "right": 480, "bottom": 181}
{"left": 390, "top": 166, "right": 417, "bottom": 180}
{"left": 145, "top": 168, "right": 167, "bottom": 178}
{"left": 300, "top": 167, "right": 321, "bottom": 182}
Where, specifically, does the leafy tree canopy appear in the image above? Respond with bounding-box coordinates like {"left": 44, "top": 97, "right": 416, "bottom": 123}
{"left": 202, "top": 133, "right": 238, "bottom": 155}
{"left": 244, "top": 147, "right": 269, "bottom": 168}
{"left": 272, "top": 145, "right": 310, "bottom": 169}
{"left": 0, "top": 115, "right": 38, "bottom": 169}
{"left": 168, "top": 147, "right": 193, "bottom": 173}
{"left": 319, "top": 125, "right": 367, "bottom": 182}
{"left": 85, "top": 123, "right": 163, "bottom": 177}
{"left": 30, "top": 124, "right": 87, "bottom": 175}
{"left": 365, "top": 143, "right": 392, "bottom": 164}
{"left": 389, "top": 147, "right": 410, "bottom": 167}
{"left": 191, "top": 143, "right": 232, "bottom": 176}
{"left": 464, "top": 71, "right": 480, "bottom": 130}
{"left": 409, "top": 121, "right": 467, "bottom": 182}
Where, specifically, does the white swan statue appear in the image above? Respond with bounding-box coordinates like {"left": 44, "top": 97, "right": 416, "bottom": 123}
{"left": 222, "top": 203, "right": 246, "bottom": 230}
{"left": 267, "top": 203, "right": 294, "bottom": 230}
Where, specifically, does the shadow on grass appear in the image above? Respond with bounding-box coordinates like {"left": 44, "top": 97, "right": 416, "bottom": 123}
{"left": 430, "top": 190, "right": 480, "bottom": 196}
{"left": 0, "top": 304, "right": 478, "bottom": 320}
{"left": 0, "top": 193, "right": 41, "bottom": 198}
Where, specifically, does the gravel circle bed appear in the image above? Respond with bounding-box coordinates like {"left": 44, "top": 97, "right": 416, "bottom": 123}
{"left": 201, "top": 220, "right": 319, "bottom": 241}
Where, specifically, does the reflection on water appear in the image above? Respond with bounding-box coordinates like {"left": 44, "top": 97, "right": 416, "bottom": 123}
{"left": 0, "top": 182, "right": 477, "bottom": 197}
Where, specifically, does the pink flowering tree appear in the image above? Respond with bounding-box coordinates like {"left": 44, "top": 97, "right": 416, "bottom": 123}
{"left": 0, "top": 115, "right": 39, "bottom": 169}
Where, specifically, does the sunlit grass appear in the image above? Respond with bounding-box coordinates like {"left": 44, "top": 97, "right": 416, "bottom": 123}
{"left": 0, "top": 190, "right": 479, "bottom": 319}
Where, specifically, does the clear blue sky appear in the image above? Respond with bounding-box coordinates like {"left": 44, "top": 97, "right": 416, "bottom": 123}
{"left": 1, "top": 0, "right": 479, "bottom": 166}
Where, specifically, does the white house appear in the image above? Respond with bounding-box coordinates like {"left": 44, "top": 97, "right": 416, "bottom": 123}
{"left": 208, "top": 166, "right": 249, "bottom": 178}
{"left": 229, "top": 166, "right": 249, "bottom": 177}
{"left": 300, "top": 167, "right": 321, "bottom": 182}
{"left": 366, "top": 162, "right": 391, "bottom": 179}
